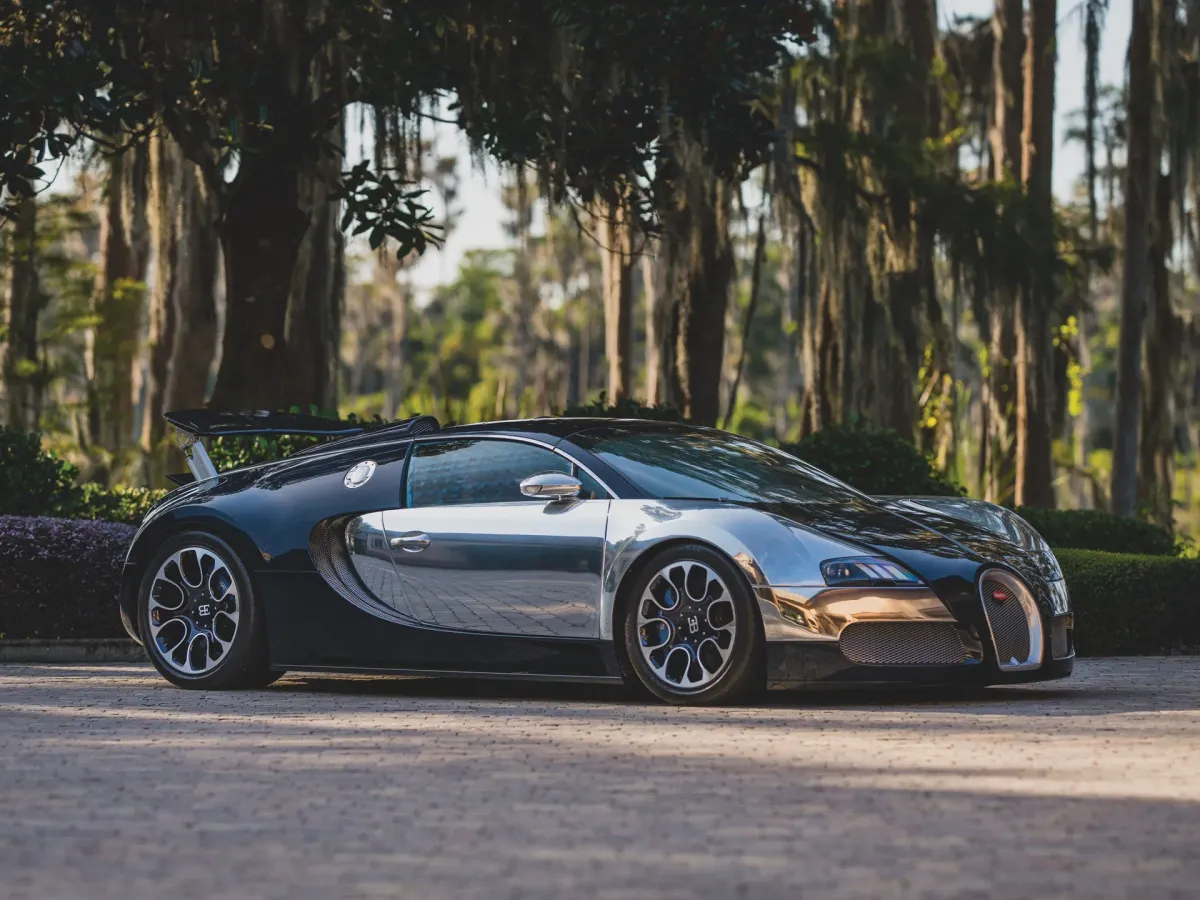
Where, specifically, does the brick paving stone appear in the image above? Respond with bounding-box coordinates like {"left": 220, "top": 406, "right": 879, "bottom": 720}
{"left": 1, "top": 658, "right": 1198, "bottom": 899}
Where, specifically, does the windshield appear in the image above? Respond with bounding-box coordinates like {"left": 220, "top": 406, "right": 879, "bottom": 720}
{"left": 571, "top": 426, "right": 862, "bottom": 503}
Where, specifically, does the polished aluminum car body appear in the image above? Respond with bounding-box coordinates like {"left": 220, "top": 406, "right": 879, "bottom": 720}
{"left": 121, "top": 412, "right": 1074, "bottom": 690}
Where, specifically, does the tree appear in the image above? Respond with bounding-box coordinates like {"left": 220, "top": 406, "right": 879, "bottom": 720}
{"left": 985, "top": 0, "right": 1024, "bottom": 504}
{"left": 3, "top": 198, "right": 43, "bottom": 430}
{"left": 597, "top": 195, "right": 635, "bottom": 402}
{"left": 1112, "top": 0, "right": 1159, "bottom": 516}
{"left": 86, "top": 146, "right": 149, "bottom": 469}
{"left": 2, "top": 1, "right": 809, "bottom": 413}
{"left": 140, "top": 134, "right": 220, "bottom": 482}
{"left": 659, "top": 130, "right": 736, "bottom": 426}
{"left": 1016, "top": 0, "right": 1058, "bottom": 508}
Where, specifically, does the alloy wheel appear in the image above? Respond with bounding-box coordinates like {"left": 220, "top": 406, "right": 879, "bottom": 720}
{"left": 636, "top": 560, "right": 737, "bottom": 691}
{"left": 147, "top": 546, "right": 240, "bottom": 676}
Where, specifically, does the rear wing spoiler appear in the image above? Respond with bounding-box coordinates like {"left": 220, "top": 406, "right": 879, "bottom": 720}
{"left": 163, "top": 409, "right": 367, "bottom": 484}
{"left": 162, "top": 409, "right": 437, "bottom": 484}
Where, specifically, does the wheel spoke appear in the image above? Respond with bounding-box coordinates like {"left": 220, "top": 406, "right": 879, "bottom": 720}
{"left": 636, "top": 559, "right": 737, "bottom": 693}
{"left": 145, "top": 545, "right": 241, "bottom": 678}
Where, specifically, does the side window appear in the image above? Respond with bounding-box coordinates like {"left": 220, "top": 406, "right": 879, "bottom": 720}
{"left": 572, "top": 465, "right": 607, "bottom": 501}
{"left": 406, "top": 439, "right": 572, "bottom": 507}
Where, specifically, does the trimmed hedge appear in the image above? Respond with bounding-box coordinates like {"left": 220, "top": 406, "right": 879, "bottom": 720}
{"left": 1016, "top": 507, "right": 1177, "bottom": 557}
{"left": 0, "top": 516, "right": 135, "bottom": 640}
{"left": 1057, "top": 549, "right": 1200, "bottom": 656}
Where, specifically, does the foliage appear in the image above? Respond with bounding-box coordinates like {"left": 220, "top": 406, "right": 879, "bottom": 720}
{"left": 1057, "top": 549, "right": 1200, "bottom": 655}
{"left": 561, "top": 394, "right": 686, "bottom": 422}
{"left": 207, "top": 409, "right": 388, "bottom": 471}
{"left": 1017, "top": 507, "right": 1177, "bottom": 556}
{"left": 0, "top": 427, "right": 80, "bottom": 517}
{"left": 1, "top": 1, "right": 811, "bottom": 241}
{"left": 0, "top": 427, "right": 165, "bottom": 525}
{"left": 0, "top": 516, "right": 135, "bottom": 640}
{"left": 781, "top": 423, "right": 964, "bottom": 497}
{"left": 73, "top": 484, "right": 169, "bottom": 527}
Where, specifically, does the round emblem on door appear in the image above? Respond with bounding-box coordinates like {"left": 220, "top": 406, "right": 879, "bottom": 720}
{"left": 344, "top": 460, "right": 377, "bottom": 489}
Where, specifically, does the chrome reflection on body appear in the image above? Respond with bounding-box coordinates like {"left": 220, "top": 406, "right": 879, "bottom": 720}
{"left": 147, "top": 546, "right": 239, "bottom": 675}
{"left": 979, "top": 569, "right": 1044, "bottom": 671}
{"left": 764, "top": 585, "right": 961, "bottom": 639}
{"left": 600, "top": 499, "right": 859, "bottom": 641}
{"left": 637, "top": 560, "right": 737, "bottom": 690}
{"left": 374, "top": 502, "right": 608, "bottom": 638}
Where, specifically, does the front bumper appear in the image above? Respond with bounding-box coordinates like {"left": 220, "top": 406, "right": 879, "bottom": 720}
{"left": 765, "top": 640, "right": 1074, "bottom": 688}
{"left": 755, "top": 571, "right": 1074, "bottom": 689}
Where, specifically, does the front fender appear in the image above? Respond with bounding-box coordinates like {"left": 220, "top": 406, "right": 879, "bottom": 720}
{"left": 599, "top": 499, "right": 870, "bottom": 641}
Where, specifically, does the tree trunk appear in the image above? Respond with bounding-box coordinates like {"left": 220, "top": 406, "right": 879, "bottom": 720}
{"left": 643, "top": 249, "right": 670, "bottom": 406}
{"left": 89, "top": 146, "right": 150, "bottom": 460}
{"left": 379, "top": 250, "right": 409, "bottom": 419}
{"left": 285, "top": 176, "right": 344, "bottom": 413}
{"left": 1111, "top": 0, "right": 1158, "bottom": 516}
{"left": 1015, "top": 0, "right": 1058, "bottom": 508}
{"left": 204, "top": 1, "right": 342, "bottom": 413}
{"left": 723, "top": 203, "right": 768, "bottom": 430}
{"left": 1139, "top": 169, "right": 1178, "bottom": 525}
{"left": 599, "top": 197, "right": 635, "bottom": 401}
{"left": 209, "top": 139, "right": 313, "bottom": 411}
{"left": 142, "top": 135, "right": 220, "bottom": 482}
{"left": 3, "top": 197, "right": 42, "bottom": 431}
{"left": 661, "top": 135, "right": 734, "bottom": 426}
{"left": 285, "top": 111, "right": 346, "bottom": 413}
{"left": 986, "top": 0, "right": 1024, "bottom": 503}
{"left": 162, "top": 152, "right": 220, "bottom": 426}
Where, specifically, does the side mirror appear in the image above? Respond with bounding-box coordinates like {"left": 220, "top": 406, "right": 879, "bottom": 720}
{"left": 520, "top": 472, "right": 582, "bottom": 501}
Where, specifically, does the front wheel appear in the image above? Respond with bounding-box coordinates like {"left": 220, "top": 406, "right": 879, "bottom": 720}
{"left": 138, "top": 531, "right": 279, "bottom": 689}
{"left": 622, "top": 543, "right": 764, "bottom": 705}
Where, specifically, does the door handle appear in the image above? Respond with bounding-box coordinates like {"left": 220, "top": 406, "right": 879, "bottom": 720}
{"left": 390, "top": 531, "right": 430, "bottom": 552}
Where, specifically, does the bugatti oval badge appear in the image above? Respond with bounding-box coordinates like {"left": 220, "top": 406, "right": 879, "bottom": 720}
{"left": 344, "top": 460, "right": 377, "bottom": 489}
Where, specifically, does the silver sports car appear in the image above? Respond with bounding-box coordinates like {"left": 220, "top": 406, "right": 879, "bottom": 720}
{"left": 119, "top": 412, "right": 1073, "bottom": 704}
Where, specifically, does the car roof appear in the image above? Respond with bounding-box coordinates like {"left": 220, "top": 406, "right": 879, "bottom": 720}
{"left": 439, "top": 417, "right": 698, "bottom": 441}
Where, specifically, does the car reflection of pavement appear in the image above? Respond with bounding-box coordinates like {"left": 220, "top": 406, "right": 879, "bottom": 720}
{"left": 351, "top": 555, "right": 596, "bottom": 637}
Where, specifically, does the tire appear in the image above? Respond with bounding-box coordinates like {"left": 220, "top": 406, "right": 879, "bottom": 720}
{"left": 621, "top": 543, "right": 764, "bottom": 705}
{"left": 138, "top": 531, "right": 278, "bottom": 690}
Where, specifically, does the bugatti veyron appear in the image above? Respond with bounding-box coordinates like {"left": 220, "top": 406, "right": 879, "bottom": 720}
{"left": 119, "top": 411, "right": 1074, "bottom": 704}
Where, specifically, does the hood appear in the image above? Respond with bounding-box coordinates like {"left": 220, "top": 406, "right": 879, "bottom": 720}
{"left": 747, "top": 494, "right": 1037, "bottom": 585}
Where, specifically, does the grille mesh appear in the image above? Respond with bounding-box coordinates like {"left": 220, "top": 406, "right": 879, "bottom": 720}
{"left": 1050, "top": 615, "right": 1072, "bottom": 659}
{"left": 981, "top": 576, "right": 1033, "bottom": 665}
{"left": 839, "top": 621, "right": 968, "bottom": 666}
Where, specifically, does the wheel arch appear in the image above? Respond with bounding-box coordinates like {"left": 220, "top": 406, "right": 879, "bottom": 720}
{"left": 119, "top": 512, "right": 264, "bottom": 645}
{"left": 608, "top": 536, "right": 765, "bottom": 678}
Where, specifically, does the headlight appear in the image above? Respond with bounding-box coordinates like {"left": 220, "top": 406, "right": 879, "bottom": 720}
{"left": 820, "top": 557, "right": 922, "bottom": 587}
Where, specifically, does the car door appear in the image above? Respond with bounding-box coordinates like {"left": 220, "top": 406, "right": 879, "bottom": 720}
{"left": 379, "top": 437, "right": 610, "bottom": 638}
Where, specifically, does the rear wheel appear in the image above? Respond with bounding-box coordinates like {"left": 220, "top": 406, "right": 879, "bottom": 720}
{"left": 138, "top": 531, "right": 279, "bottom": 689}
{"left": 622, "top": 543, "right": 763, "bottom": 705}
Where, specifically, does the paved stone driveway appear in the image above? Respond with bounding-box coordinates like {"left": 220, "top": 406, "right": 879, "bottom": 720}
{"left": 2, "top": 658, "right": 1198, "bottom": 899}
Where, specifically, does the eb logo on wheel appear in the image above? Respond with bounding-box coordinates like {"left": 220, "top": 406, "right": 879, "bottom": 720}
{"left": 687, "top": 615, "right": 699, "bottom": 633}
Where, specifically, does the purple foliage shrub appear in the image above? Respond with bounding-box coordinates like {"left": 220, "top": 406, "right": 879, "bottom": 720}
{"left": 0, "top": 516, "right": 135, "bottom": 640}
